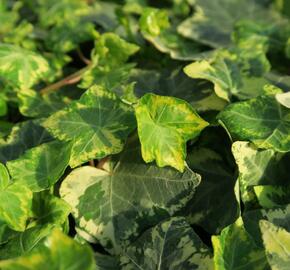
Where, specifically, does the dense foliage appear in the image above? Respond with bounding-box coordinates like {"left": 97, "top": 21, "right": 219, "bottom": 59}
{"left": 1, "top": 0, "right": 290, "bottom": 269}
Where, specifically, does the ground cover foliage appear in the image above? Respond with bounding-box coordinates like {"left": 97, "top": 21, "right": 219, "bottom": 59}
{"left": 1, "top": 0, "right": 290, "bottom": 269}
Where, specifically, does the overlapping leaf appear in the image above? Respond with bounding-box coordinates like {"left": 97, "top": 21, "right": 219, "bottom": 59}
{"left": 0, "top": 164, "right": 32, "bottom": 232}
{"left": 43, "top": 85, "right": 136, "bottom": 167}
{"left": 60, "top": 141, "right": 200, "bottom": 252}
{"left": 120, "top": 217, "right": 213, "bottom": 269}
{"left": 135, "top": 93, "right": 208, "bottom": 171}
{"left": 218, "top": 95, "right": 290, "bottom": 152}
{"left": 0, "top": 229, "right": 95, "bottom": 270}
{"left": 0, "top": 44, "right": 49, "bottom": 89}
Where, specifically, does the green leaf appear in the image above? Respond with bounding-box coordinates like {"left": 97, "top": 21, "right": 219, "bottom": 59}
{"left": 231, "top": 141, "right": 290, "bottom": 206}
{"left": 184, "top": 54, "right": 242, "bottom": 101}
{"left": 0, "top": 229, "right": 96, "bottom": 270}
{"left": 0, "top": 170, "right": 33, "bottom": 231}
{"left": 31, "top": 193, "right": 71, "bottom": 226}
{"left": 0, "top": 93, "right": 7, "bottom": 116}
{"left": 92, "top": 33, "right": 139, "bottom": 68}
{"left": 130, "top": 68, "right": 227, "bottom": 112}
{"left": 139, "top": 8, "right": 169, "bottom": 37}
{"left": 260, "top": 220, "right": 290, "bottom": 270}
{"left": 0, "top": 120, "right": 53, "bottom": 163}
{"left": 212, "top": 217, "right": 268, "bottom": 270}
{"left": 135, "top": 93, "right": 208, "bottom": 172}
{"left": 139, "top": 8, "right": 204, "bottom": 61}
{"left": 0, "top": 220, "right": 16, "bottom": 245}
{"left": 0, "top": 1, "right": 20, "bottom": 36}
{"left": 177, "top": 0, "right": 282, "bottom": 48}
{"left": 218, "top": 95, "right": 290, "bottom": 152}
{"left": 0, "top": 225, "right": 54, "bottom": 260}
{"left": 243, "top": 204, "right": 290, "bottom": 247}
{"left": 45, "top": 22, "right": 99, "bottom": 53}
{"left": 60, "top": 140, "right": 200, "bottom": 252}
{"left": 120, "top": 217, "right": 213, "bottom": 269}
{"left": 186, "top": 147, "right": 239, "bottom": 234}
{"left": 254, "top": 185, "right": 290, "bottom": 208}
{"left": 7, "top": 141, "right": 71, "bottom": 192}
{"left": 43, "top": 85, "right": 136, "bottom": 167}
{"left": 0, "top": 162, "right": 9, "bottom": 189}
{"left": 18, "top": 89, "right": 69, "bottom": 118}
{"left": 0, "top": 44, "right": 50, "bottom": 89}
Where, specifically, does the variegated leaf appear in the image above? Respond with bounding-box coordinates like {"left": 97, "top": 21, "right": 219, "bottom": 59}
{"left": 43, "top": 85, "right": 136, "bottom": 167}
{"left": 184, "top": 55, "right": 242, "bottom": 101}
{"left": 135, "top": 93, "right": 208, "bottom": 172}
{"left": 231, "top": 141, "right": 289, "bottom": 207}
{"left": 0, "top": 229, "right": 95, "bottom": 270}
{"left": 0, "top": 120, "right": 53, "bottom": 163}
{"left": 243, "top": 204, "right": 290, "bottom": 247}
{"left": 120, "top": 217, "right": 213, "bottom": 270}
{"left": 0, "top": 164, "right": 32, "bottom": 231}
{"left": 260, "top": 220, "right": 290, "bottom": 270}
{"left": 219, "top": 95, "right": 290, "bottom": 152}
{"left": 7, "top": 141, "right": 71, "bottom": 192}
{"left": 0, "top": 43, "right": 49, "bottom": 89}
{"left": 254, "top": 185, "right": 290, "bottom": 209}
{"left": 212, "top": 217, "right": 268, "bottom": 270}
{"left": 60, "top": 141, "right": 200, "bottom": 253}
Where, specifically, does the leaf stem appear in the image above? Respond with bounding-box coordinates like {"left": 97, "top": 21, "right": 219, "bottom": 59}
{"left": 40, "top": 65, "right": 91, "bottom": 95}
{"left": 97, "top": 156, "right": 110, "bottom": 170}
{"left": 77, "top": 47, "right": 91, "bottom": 65}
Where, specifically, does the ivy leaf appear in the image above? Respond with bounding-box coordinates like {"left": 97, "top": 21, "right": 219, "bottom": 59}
{"left": 0, "top": 220, "right": 16, "bottom": 245}
{"left": 43, "top": 85, "right": 136, "bottom": 167}
{"left": 0, "top": 164, "right": 32, "bottom": 232}
{"left": 260, "top": 220, "right": 290, "bottom": 270}
{"left": 243, "top": 204, "right": 290, "bottom": 247}
{"left": 31, "top": 193, "right": 71, "bottom": 226}
{"left": 254, "top": 185, "right": 290, "bottom": 209}
{"left": 120, "top": 217, "right": 213, "bottom": 269}
{"left": 80, "top": 33, "right": 139, "bottom": 89}
{"left": 231, "top": 141, "right": 290, "bottom": 207}
{"left": 186, "top": 147, "right": 239, "bottom": 234}
{"left": 0, "top": 229, "right": 96, "bottom": 270}
{"left": 184, "top": 54, "right": 242, "bottom": 101}
{"left": 218, "top": 95, "right": 290, "bottom": 152}
{"left": 276, "top": 92, "right": 290, "bottom": 108}
{"left": 130, "top": 68, "right": 227, "bottom": 112}
{"left": 60, "top": 140, "right": 200, "bottom": 252}
{"left": 0, "top": 120, "right": 53, "bottom": 163}
{"left": 0, "top": 93, "right": 7, "bottom": 116}
{"left": 135, "top": 93, "right": 208, "bottom": 172}
{"left": 0, "top": 162, "right": 9, "bottom": 189}
{"left": 212, "top": 217, "right": 268, "bottom": 270}
{"left": 91, "top": 33, "right": 139, "bottom": 68}
{"left": 139, "top": 8, "right": 203, "bottom": 61}
{"left": 0, "top": 44, "right": 50, "bottom": 89}
{"left": 18, "top": 89, "right": 69, "bottom": 118}
{"left": 0, "top": 225, "right": 54, "bottom": 260}
{"left": 177, "top": 0, "right": 281, "bottom": 48}
{"left": 6, "top": 141, "right": 71, "bottom": 192}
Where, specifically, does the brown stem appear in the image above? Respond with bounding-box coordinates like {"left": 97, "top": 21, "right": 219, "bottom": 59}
{"left": 77, "top": 47, "right": 91, "bottom": 65}
{"left": 97, "top": 156, "right": 110, "bottom": 170}
{"left": 89, "top": 160, "right": 95, "bottom": 167}
{"left": 40, "top": 65, "right": 91, "bottom": 95}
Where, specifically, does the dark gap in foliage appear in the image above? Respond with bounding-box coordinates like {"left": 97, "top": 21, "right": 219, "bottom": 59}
{"left": 148, "top": 0, "right": 172, "bottom": 9}
{"left": 191, "top": 224, "right": 213, "bottom": 250}
{"left": 68, "top": 42, "right": 94, "bottom": 70}
{"left": 68, "top": 214, "right": 77, "bottom": 237}
{"left": 91, "top": 242, "right": 111, "bottom": 255}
